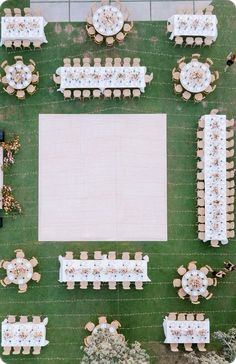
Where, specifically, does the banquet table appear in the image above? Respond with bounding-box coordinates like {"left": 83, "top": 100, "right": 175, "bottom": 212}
{"left": 163, "top": 317, "right": 210, "bottom": 344}
{"left": 168, "top": 14, "right": 218, "bottom": 41}
{"left": 58, "top": 255, "right": 150, "bottom": 282}
{"left": 180, "top": 61, "right": 211, "bottom": 93}
{"left": 1, "top": 321, "right": 49, "bottom": 347}
{"left": 92, "top": 5, "right": 124, "bottom": 36}
{"left": 0, "top": 16, "right": 48, "bottom": 45}
{"left": 182, "top": 269, "right": 208, "bottom": 296}
{"left": 203, "top": 114, "right": 227, "bottom": 242}
{"left": 56, "top": 66, "right": 147, "bottom": 93}
{"left": 6, "top": 258, "right": 33, "bottom": 285}
{"left": 6, "top": 63, "right": 32, "bottom": 90}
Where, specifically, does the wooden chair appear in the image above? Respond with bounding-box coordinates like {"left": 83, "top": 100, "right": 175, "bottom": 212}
{"left": 227, "top": 171, "right": 234, "bottom": 179}
{"left": 132, "top": 89, "right": 141, "bottom": 98}
{"left": 197, "top": 160, "right": 204, "bottom": 169}
{"left": 135, "top": 281, "right": 143, "bottom": 290}
{"left": 98, "top": 316, "right": 107, "bottom": 324}
{"left": 14, "top": 8, "right": 21, "bottom": 16}
{"left": 227, "top": 205, "right": 234, "bottom": 213}
{"left": 197, "top": 149, "right": 204, "bottom": 158}
{"left": 198, "top": 215, "right": 205, "bottom": 224}
{"left": 4, "top": 86, "right": 15, "bottom": 96}
{"left": 86, "top": 16, "right": 93, "bottom": 25}
{"left": 73, "top": 58, "right": 81, "bottom": 67}
{"left": 182, "top": 91, "right": 191, "bottom": 101}
{"left": 94, "top": 251, "right": 102, "bottom": 260}
{"left": 105, "top": 58, "right": 113, "bottom": 67}
{"left": 122, "top": 281, "right": 130, "bottom": 289}
{"left": 33, "top": 347, "right": 41, "bottom": 355}
{"left": 53, "top": 74, "right": 61, "bottom": 85}
{"left": 133, "top": 58, "right": 141, "bottom": 67}
{"left": 20, "top": 316, "right": 28, "bottom": 323}
{"left": 227, "top": 161, "right": 234, "bottom": 170}
{"left": 122, "top": 252, "right": 130, "bottom": 260}
{"left": 85, "top": 321, "right": 95, "bottom": 332}
{"left": 22, "top": 346, "right": 30, "bottom": 355}
{"left": 227, "top": 230, "right": 235, "bottom": 238}
{"left": 194, "top": 37, "right": 203, "bottom": 47}
{"left": 186, "top": 313, "right": 194, "bottom": 321}
{"left": 145, "top": 73, "right": 153, "bottom": 84}
{"left": 116, "top": 32, "right": 126, "bottom": 43}
{"left": 15, "top": 249, "right": 25, "bottom": 258}
{"left": 7, "top": 315, "right": 16, "bottom": 323}
{"left": 108, "top": 281, "right": 116, "bottom": 290}
{"left": 82, "top": 58, "right": 91, "bottom": 67}
{"left": 94, "top": 58, "right": 102, "bottom": 67}
{"left": 123, "top": 21, "right": 133, "bottom": 33}
{"left": 177, "top": 265, "right": 186, "bottom": 276}
{"left": 111, "top": 320, "right": 121, "bottom": 329}
{"left": 174, "top": 36, "right": 183, "bottom": 46}
{"left": 168, "top": 312, "right": 176, "bottom": 320}
{"left": 205, "top": 58, "right": 214, "bottom": 67}
{"left": 184, "top": 343, "right": 193, "bottom": 351}
{"left": 32, "top": 316, "right": 41, "bottom": 324}
{"left": 197, "top": 172, "right": 204, "bottom": 180}
{"left": 13, "top": 40, "right": 22, "bottom": 50}
{"left": 26, "top": 84, "right": 37, "bottom": 96}
{"left": 32, "top": 72, "right": 39, "bottom": 84}
{"left": 197, "top": 207, "right": 205, "bottom": 215}
{"left": 63, "top": 58, "right": 71, "bottom": 67}
{"left": 93, "top": 281, "right": 101, "bottom": 290}
{"left": 123, "top": 89, "right": 131, "bottom": 98}
{"left": 166, "top": 23, "right": 173, "bottom": 33}
{"left": 178, "top": 288, "right": 186, "bottom": 299}
{"left": 194, "top": 93, "right": 205, "bottom": 103}
{"left": 104, "top": 89, "right": 112, "bottom": 99}
{"left": 226, "top": 140, "right": 234, "bottom": 149}
{"left": 170, "top": 343, "right": 179, "bottom": 352}
{"left": 196, "top": 313, "right": 204, "bottom": 321}
{"left": 188, "top": 261, "right": 197, "bottom": 270}
{"left": 67, "top": 281, "right": 75, "bottom": 290}
{"left": 191, "top": 53, "right": 200, "bottom": 60}
{"left": 227, "top": 212, "right": 234, "bottom": 221}
{"left": 86, "top": 24, "right": 96, "bottom": 38}
{"left": 80, "top": 281, "right": 88, "bottom": 289}
{"left": 3, "top": 8, "right": 12, "bottom": 16}
{"left": 24, "top": 7, "right": 31, "bottom": 16}
{"left": 197, "top": 343, "right": 206, "bottom": 351}
{"left": 205, "top": 4, "right": 214, "bottom": 12}
{"left": 204, "top": 37, "right": 213, "bottom": 46}
{"left": 227, "top": 150, "right": 234, "bottom": 158}
{"left": 227, "top": 180, "right": 235, "bottom": 189}
{"left": 174, "top": 84, "right": 183, "bottom": 94}
{"left": 18, "top": 283, "right": 27, "bottom": 293}
{"left": 1, "top": 60, "right": 8, "bottom": 71}
{"left": 226, "top": 119, "right": 234, "bottom": 128}
{"left": 73, "top": 90, "right": 81, "bottom": 100}
{"left": 65, "top": 251, "right": 73, "bottom": 260}
{"left": 173, "top": 278, "right": 181, "bottom": 287}
{"left": 211, "top": 240, "right": 220, "bottom": 247}
{"left": 177, "top": 56, "right": 185, "bottom": 64}
{"left": 172, "top": 71, "right": 180, "bottom": 82}
{"left": 185, "top": 37, "right": 194, "bottom": 47}
{"left": 134, "top": 252, "right": 142, "bottom": 260}
{"left": 94, "top": 34, "right": 104, "bottom": 45}
{"left": 64, "top": 90, "right": 72, "bottom": 100}
{"left": 30, "top": 257, "right": 38, "bottom": 268}
{"left": 197, "top": 190, "right": 204, "bottom": 199}
{"left": 4, "top": 40, "right": 13, "bottom": 50}
{"left": 32, "top": 272, "right": 41, "bottom": 282}
{"left": 33, "top": 41, "right": 42, "bottom": 50}
{"left": 106, "top": 36, "right": 115, "bottom": 47}
{"left": 114, "top": 58, "right": 122, "bottom": 67}
{"left": 13, "top": 346, "right": 21, "bottom": 354}
{"left": 108, "top": 251, "right": 116, "bottom": 260}
{"left": 207, "top": 278, "right": 214, "bottom": 286}
{"left": 93, "top": 89, "right": 101, "bottom": 99}
{"left": 197, "top": 199, "right": 204, "bottom": 207}
{"left": 80, "top": 251, "right": 88, "bottom": 260}
{"left": 113, "top": 89, "right": 122, "bottom": 99}
{"left": 190, "top": 295, "right": 200, "bottom": 304}
{"left": 3, "top": 346, "right": 11, "bottom": 355}
{"left": 200, "top": 266, "right": 209, "bottom": 275}
{"left": 177, "top": 313, "right": 186, "bottom": 321}
{"left": 226, "top": 130, "right": 234, "bottom": 139}
{"left": 84, "top": 336, "right": 92, "bottom": 347}
{"left": 123, "top": 57, "right": 131, "bottom": 67}
{"left": 210, "top": 108, "right": 219, "bottom": 114}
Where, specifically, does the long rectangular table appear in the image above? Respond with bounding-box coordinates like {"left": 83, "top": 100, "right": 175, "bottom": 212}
{"left": 56, "top": 66, "right": 147, "bottom": 93}
{"left": 168, "top": 14, "right": 218, "bottom": 41}
{"left": 0, "top": 16, "right": 48, "bottom": 45}
{"left": 203, "top": 115, "right": 227, "bottom": 242}
{"left": 163, "top": 318, "right": 210, "bottom": 344}
{"left": 59, "top": 255, "right": 150, "bottom": 282}
{"left": 1, "top": 321, "right": 49, "bottom": 347}
{"left": 0, "top": 147, "right": 3, "bottom": 209}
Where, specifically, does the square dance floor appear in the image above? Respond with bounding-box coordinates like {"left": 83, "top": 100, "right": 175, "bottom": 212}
{"left": 38, "top": 114, "right": 167, "bottom": 241}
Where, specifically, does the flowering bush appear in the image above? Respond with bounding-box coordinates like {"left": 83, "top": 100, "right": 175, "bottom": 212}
{"left": 81, "top": 329, "right": 150, "bottom": 364}
{"left": 1, "top": 135, "right": 21, "bottom": 168}
{"left": 185, "top": 352, "right": 229, "bottom": 364}
{"left": 214, "top": 328, "right": 236, "bottom": 363}
{"left": 2, "top": 185, "right": 22, "bottom": 215}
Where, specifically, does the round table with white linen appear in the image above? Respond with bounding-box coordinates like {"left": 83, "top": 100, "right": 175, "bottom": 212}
{"left": 180, "top": 61, "right": 211, "bottom": 93}
{"left": 6, "top": 63, "right": 32, "bottom": 90}
{"left": 7, "top": 258, "right": 33, "bottom": 285}
{"left": 92, "top": 5, "right": 124, "bottom": 36}
{"left": 92, "top": 323, "right": 117, "bottom": 335}
{"left": 182, "top": 269, "right": 208, "bottom": 297}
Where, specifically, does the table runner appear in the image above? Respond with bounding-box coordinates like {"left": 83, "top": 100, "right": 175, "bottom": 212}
{"left": 56, "top": 66, "right": 146, "bottom": 93}
{"left": 163, "top": 318, "right": 210, "bottom": 344}
{"left": 59, "top": 255, "right": 150, "bottom": 282}
{"left": 204, "top": 115, "right": 227, "bottom": 242}
{"left": 1, "top": 16, "right": 48, "bottom": 45}
{"left": 168, "top": 14, "right": 218, "bottom": 41}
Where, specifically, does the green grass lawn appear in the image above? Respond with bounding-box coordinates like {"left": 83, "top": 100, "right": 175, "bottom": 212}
{"left": 0, "top": 0, "right": 236, "bottom": 362}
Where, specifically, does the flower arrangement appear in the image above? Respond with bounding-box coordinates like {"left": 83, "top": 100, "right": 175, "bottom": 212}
{"left": 2, "top": 185, "right": 22, "bottom": 215}
{"left": 1, "top": 135, "right": 21, "bottom": 169}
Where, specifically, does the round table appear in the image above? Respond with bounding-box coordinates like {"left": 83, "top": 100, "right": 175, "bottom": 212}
{"left": 93, "top": 323, "right": 117, "bottom": 335}
{"left": 180, "top": 61, "right": 211, "bottom": 93}
{"left": 7, "top": 258, "right": 33, "bottom": 285}
{"left": 6, "top": 63, "right": 32, "bottom": 90}
{"left": 182, "top": 269, "right": 208, "bottom": 297}
{"left": 92, "top": 5, "right": 124, "bottom": 36}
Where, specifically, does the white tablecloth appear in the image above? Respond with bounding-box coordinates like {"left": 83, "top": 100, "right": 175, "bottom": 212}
{"left": 163, "top": 318, "right": 210, "bottom": 344}
{"left": 7, "top": 258, "right": 33, "bottom": 285}
{"left": 1, "top": 321, "right": 49, "bottom": 347}
{"left": 6, "top": 63, "right": 32, "bottom": 90}
{"left": 93, "top": 5, "right": 124, "bottom": 36}
{"left": 203, "top": 115, "right": 227, "bottom": 242}
{"left": 1, "top": 16, "right": 48, "bottom": 45}
{"left": 58, "top": 255, "right": 150, "bottom": 282}
{"left": 180, "top": 61, "right": 211, "bottom": 93}
{"left": 56, "top": 66, "right": 146, "bottom": 93}
{"left": 182, "top": 269, "right": 208, "bottom": 296}
{"left": 168, "top": 14, "right": 218, "bottom": 41}
{"left": 0, "top": 147, "right": 3, "bottom": 209}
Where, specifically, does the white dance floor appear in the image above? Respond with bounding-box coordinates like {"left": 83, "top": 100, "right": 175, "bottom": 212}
{"left": 38, "top": 114, "right": 167, "bottom": 241}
